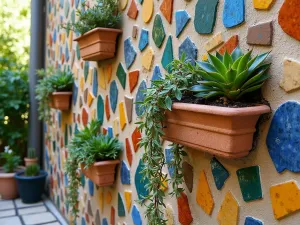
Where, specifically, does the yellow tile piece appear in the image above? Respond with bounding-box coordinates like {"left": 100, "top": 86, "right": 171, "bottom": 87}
{"left": 142, "top": 0, "right": 154, "bottom": 23}
{"left": 253, "top": 0, "right": 275, "bottom": 10}
{"left": 80, "top": 77, "right": 84, "bottom": 92}
{"left": 55, "top": 41, "right": 59, "bottom": 58}
{"left": 99, "top": 188, "right": 104, "bottom": 212}
{"left": 87, "top": 92, "right": 95, "bottom": 107}
{"left": 202, "top": 54, "right": 208, "bottom": 61}
{"left": 106, "top": 64, "right": 112, "bottom": 84}
{"left": 270, "top": 181, "right": 300, "bottom": 220}
{"left": 120, "top": 0, "right": 128, "bottom": 10}
{"left": 142, "top": 47, "right": 154, "bottom": 70}
{"left": 160, "top": 175, "right": 168, "bottom": 192}
{"left": 106, "top": 191, "right": 112, "bottom": 204}
{"left": 72, "top": 65, "right": 78, "bottom": 80}
{"left": 113, "top": 118, "right": 119, "bottom": 136}
{"left": 61, "top": 32, "right": 66, "bottom": 44}
{"left": 217, "top": 192, "right": 239, "bottom": 225}
{"left": 99, "top": 67, "right": 106, "bottom": 90}
{"left": 166, "top": 204, "right": 174, "bottom": 225}
{"left": 69, "top": 31, "right": 73, "bottom": 50}
{"left": 124, "top": 191, "right": 132, "bottom": 212}
{"left": 87, "top": 68, "right": 93, "bottom": 85}
{"left": 205, "top": 32, "right": 224, "bottom": 52}
{"left": 196, "top": 170, "right": 214, "bottom": 215}
{"left": 91, "top": 109, "right": 96, "bottom": 120}
{"left": 119, "top": 102, "right": 127, "bottom": 130}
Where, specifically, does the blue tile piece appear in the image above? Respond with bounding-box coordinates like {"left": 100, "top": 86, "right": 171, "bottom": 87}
{"left": 245, "top": 217, "right": 263, "bottom": 225}
{"left": 223, "top": 0, "right": 245, "bottom": 28}
{"left": 97, "top": 95, "right": 104, "bottom": 125}
{"left": 135, "top": 160, "right": 149, "bottom": 201}
{"left": 60, "top": 0, "right": 64, "bottom": 8}
{"left": 175, "top": 10, "right": 191, "bottom": 38}
{"left": 75, "top": 123, "right": 79, "bottom": 135}
{"left": 73, "top": 83, "right": 78, "bottom": 105}
{"left": 210, "top": 157, "right": 229, "bottom": 190}
{"left": 165, "top": 148, "right": 175, "bottom": 178}
{"left": 109, "top": 80, "right": 118, "bottom": 113}
{"left": 75, "top": 0, "right": 80, "bottom": 8}
{"left": 108, "top": 127, "right": 113, "bottom": 138}
{"left": 132, "top": 205, "right": 142, "bottom": 225}
{"left": 121, "top": 160, "right": 131, "bottom": 185}
{"left": 161, "top": 35, "right": 174, "bottom": 72}
{"left": 102, "top": 218, "right": 108, "bottom": 225}
{"left": 93, "top": 68, "right": 98, "bottom": 97}
{"left": 88, "top": 179, "right": 94, "bottom": 196}
{"left": 45, "top": 148, "right": 50, "bottom": 170}
{"left": 58, "top": 112, "right": 62, "bottom": 128}
{"left": 118, "top": 193, "right": 126, "bottom": 217}
{"left": 124, "top": 38, "right": 137, "bottom": 69}
{"left": 135, "top": 80, "right": 147, "bottom": 117}
{"left": 266, "top": 101, "right": 300, "bottom": 173}
{"left": 139, "top": 29, "right": 149, "bottom": 51}
{"left": 152, "top": 65, "right": 162, "bottom": 83}
{"left": 179, "top": 37, "right": 198, "bottom": 65}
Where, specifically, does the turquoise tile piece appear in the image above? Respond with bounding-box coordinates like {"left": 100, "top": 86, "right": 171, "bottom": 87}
{"left": 210, "top": 157, "right": 229, "bottom": 190}
{"left": 135, "top": 160, "right": 149, "bottom": 201}
{"left": 152, "top": 14, "right": 166, "bottom": 48}
{"left": 97, "top": 95, "right": 104, "bottom": 125}
{"left": 121, "top": 160, "right": 131, "bottom": 185}
{"left": 108, "top": 127, "right": 113, "bottom": 138}
{"left": 175, "top": 10, "right": 191, "bottom": 38}
{"left": 93, "top": 68, "right": 98, "bottom": 97}
{"left": 135, "top": 80, "right": 147, "bottom": 116}
{"left": 88, "top": 179, "right": 94, "bottom": 196}
{"left": 71, "top": 10, "right": 75, "bottom": 23}
{"left": 124, "top": 38, "right": 137, "bottom": 69}
{"left": 80, "top": 172, "right": 85, "bottom": 187}
{"left": 73, "top": 83, "right": 78, "bottom": 105}
{"left": 194, "top": 0, "right": 219, "bottom": 34}
{"left": 132, "top": 205, "right": 142, "bottom": 225}
{"left": 237, "top": 166, "right": 262, "bottom": 202}
{"left": 165, "top": 148, "right": 175, "bottom": 178}
{"left": 245, "top": 217, "right": 263, "bottom": 225}
{"left": 223, "top": 0, "right": 245, "bottom": 28}
{"left": 179, "top": 37, "right": 197, "bottom": 65}
{"left": 116, "top": 63, "right": 127, "bottom": 89}
{"left": 161, "top": 35, "right": 174, "bottom": 72}
{"left": 84, "top": 61, "right": 89, "bottom": 81}
{"left": 109, "top": 80, "right": 118, "bottom": 113}
{"left": 139, "top": 29, "right": 149, "bottom": 51}
{"left": 76, "top": 44, "right": 80, "bottom": 60}
{"left": 118, "top": 193, "right": 126, "bottom": 217}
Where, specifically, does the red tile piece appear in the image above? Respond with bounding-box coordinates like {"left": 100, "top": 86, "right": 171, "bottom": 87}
{"left": 278, "top": 0, "right": 300, "bottom": 41}
{"left": 82, "top": 108, "right": 88, "bottom": 127}
{"left": 131, "top": 127, "right": 142, "bottom": 152}
{"left": 127, "top": 0, "right": 139, "bottom": 20}
{"left": 103, "top": 128, "right": 108, "bottom": 135}
{"left": 177, "top": 192, "right": 193, "bottom": 225}
{"left": 85, "top": 213, "right": 90, "bottom": 223}
{"left": 218, "top": 35, "right": 239, "bottom": 55}
{"left": 126, "top": 138, "right": 133, "bottom": 166}
{"left": 105, "top": 95, "right": 110, "bottom": 121}
{"left": 129, "top": 70, "right": 139, "bottom": 93}
{"left": 111, "top": 206, "right": 115, "bottom": 225}
{"left": 160, "top": 0, "right": 174, "bottom": 24}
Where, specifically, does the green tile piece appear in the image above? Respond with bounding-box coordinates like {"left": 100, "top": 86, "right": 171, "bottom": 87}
{"left": 84, "top": 61, "right": 89, "bottom": 81}
{"left": 236, "top": 166, "right": 262, "bottom": 202}
{"left": 64, "top": 0, "right": 70, "bottom": 18}
{"left": 97, "top": 95, "right": 104, "bottom": 125}
{"left": 118, "top": 193, "right": 126, "bottom": 217}
{"left": 194, "top": 0, "right": 218, "bottom": 34}
{"left": 64, "top": 124, "right": 68, "bottom": 146}
{"left": 161, "top": 35, "right": 173, "bottom": 72}
{"left": 71, "top": 10, "right": 75, "bottom": 23}
{"left": 76, "top": 44, "right": 80, "bottom": 60}
{"left": 117, "top": 63, "right": 127, "bottom": 90}
{"left": 152, "top": 14, "right": 166, "bottom": 48}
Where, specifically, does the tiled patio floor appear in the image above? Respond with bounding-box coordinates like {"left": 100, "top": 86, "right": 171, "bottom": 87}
{"left": 0, "top": 197, "right": 68, "bottom": 225}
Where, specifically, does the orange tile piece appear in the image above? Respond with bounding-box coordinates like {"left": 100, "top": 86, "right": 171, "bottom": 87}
{"left": 127, "top": 0, "right": 139, "bottom": 19}
{"left": 129, "top": 70, "right": 139, "bottom": 93}
{"left": 125, "top": 138, "right": 133, "bottom": 166}
{"left": 196, "top": 170, "right": 214, "bottom": 215}
{"left": 82, "top": 108, "right": 88, "bottom": 127}
{"left": 160, "top": 0, "right": 174, "bottom": 24}
{"left": 111, "top": 206, "right": 115, "bottom": 225}
{"left": 103, "top": 128, "right": 108, "bottom": 135}
{"left": 105, "top": 95, "right": 111, "bottom": 121}
{"left": 119, "top": 102, "right": 127, "bottom": 130}
{"left": 131, "top": 127, "right": 142, "bottom": 152}
{"left": 218, "top": 35, "right": 239, "bottom": 55}
{"left": 106, "top": 191, "right": 112, "bottom": 204}
{"left": 177, "top": 192, "right": 193, "bottom": 225}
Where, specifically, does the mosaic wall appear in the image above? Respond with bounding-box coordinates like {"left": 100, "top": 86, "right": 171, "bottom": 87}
{"left": 44, "top": 0, "right": 300, "bottom": 224}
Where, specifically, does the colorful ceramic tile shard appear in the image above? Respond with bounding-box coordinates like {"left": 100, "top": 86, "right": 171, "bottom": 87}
{"left": 160, "top": 0, "right": 173, "bottom": 24}
{"left": 278, "top": 0, "right": 300, "bottom": 41}
{"left": 217, "top": 192, "right": 239, "bottom": 225}
{"left": 84, "top": 61, "right": 89, "bottom": 81}
{"left": 165, "top": 148, "right": 175, "bottom": 178}
{"left": 152, "top": 14, "right": 166, "bottom": 48}
{"left": 135, "top": 160, "right": 149, "bottom": 200}
{"left": 108, "top": 127, "right": 113, "bottom": 138}
{"left": 117, "top": 63, "right": 127, "bottom": 89}
{"left": 132, "top": 205, "right": 142, "bottom": 225}
{"left": 194, "top": 0, "right": 219, "bottom": 34}
{"left": 280, "top": 58, "right": 300, "bottom": 92}
{"left": 182, "top": 162, "right": 193, "bottom": 193}
{"left": 196, "top": 170, "right": 214, "bottom": 215}
{"left": 121, "top": 160, "right": 131, "bottom": 185}
{"left": 179, "top": 37, "right": 197, "bottom": 65}
{"left": 88, "top": 179, "right": 94, "bottom": 196}
{"left": 105, "top": 95, "right": 110, "bottom": 121}
{"left": 247, "top": 21, "right": 273, "bottom": 46}
{"left": 97, "top": 95, "right": 104, "bottom": 125}
{"left": 87, "top": 92, "right": 94, "bottom": 107}
{"left": 127, "top": 0, "right": 139, "bottom": 19}
{"left": 99, "top": 67, "right": 106, "bottom": 90}
{"left": 124, "top": 191, "right": 132, "bottom": 213}
{"left": 270, "top": 181, "right": 300, "bottom": 220}
{"left": 106, "top": 191, "right": 112, "bottom": 204}
{"left": 106, "top": 64, "right": 112, "bottom": 84}
{"left": 119, "top": 102, "right": 127, "bottom": 130}
{"left": 132, "top": 127, "right": 141, "bottom": 152}
{"left": 237, "top": 166, "right": 262, "bottom": 202}
{"left": 118, "top": 193, "right": 126, "bottom": 217}
{"left": 102, "top": 218, "right": 108, "bottom": 225}
{"left": 175, "top": 10, "right": 191, "bottom": 38}
{"left": 205, "top": 32, "right": 224, "bottom": 52}
{"left": 132, "top": 25, "right": 139, "bottom": 39}
{"left": 113, "top": 118, "right": 119, "bottom": 136}
{"left": 211, "top": 157, "right": 229, "bottom": 190}
{"left": 82, "top": 108, "right": 88, "bottom": 127}
{"left": 244, "top": 217, "right": 263, "bottom": 225}
{"left": 177, "top": 192, "right": 193, "bottom": 225}
{"left": 161, "top": 35, "right": 174, "bottom": 72}
{"left": 139, "top": 29, "right": 149, "bottom": 51}
{"left": 93, "top": 68, "right": 98, "bottom": 97}
{"left": 152, "top": 65, "right": 162, "bottom": 83}
{"left": 129, "top": 70, "right": 139, "bottom": 93}
{"left": 109, "top": 80, "right": 118, "bottom": 113}
{"left": 87, "top": 200, "right": 93, "bottom": 216}
{"left": 124, "top": 37, "right": 136, "bottom": 69}
{"left": 223, "top": 0, "right": 245, "bottom": 28}
{"left": 142, "top": 0, "right": 153, "bottom": 23}
{"left": 135, "top": 80, "right": 147, "bottom": 116}
{"left": 111, "top": 206, "right": 115, "bottom": 225}
{"left": 141, "top": 47, "right": 154, "bottom": 70}
{"left": 253, "top": 0, "right": 276, "bottom": 10}
{"left": 126, "top": 138, "right": 133, "bottom": 166}
{"left": 95, "top": 210, "right": 101, "bottom": 225}
{"left": 120, "top": 0, "right": 128, "bottom": 10}
{"left": 267, "top": 101, "right": 300, "bottom": 173}
{"left": 125, "top": 96, "right": 133, "bottom": 123}
{"left": 218, "top": 35, "right": 239, "bottom": 55}
{"left": 166, "top": 205, "right": 174, "bottom": 225}
{"left": 73, "top": 83, "right": 78, "bottom": 105}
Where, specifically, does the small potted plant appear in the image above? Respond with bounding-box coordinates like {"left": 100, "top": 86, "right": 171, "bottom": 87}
{"left": 0, "top": 146, "right": 21, "bottom": 199}
{"left": 24, "top": 148, "right": 38, "bottom": 166}
{"left": 15, "top": 164, "right": 48, "bottom": 203}
{"left": 64, "top": 0, "right": 122, "bottom": 61}
{"left": 35, "top": 68, "right": 74, "bottom": 123}
{"left": 66, "top": 120, "right": 122, "bottom": 220}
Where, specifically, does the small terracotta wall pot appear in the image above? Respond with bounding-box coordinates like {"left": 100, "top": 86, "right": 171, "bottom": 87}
{"left": 74, "top": 28, "right": 122, "bottom": 61}
{"left": 163, "top": 103, "right": 271, "bottom": 159}
{"left": 24, "top": 158, "right": 38, "bottom": 167}
{"left": 81, "top": 160, "right": 120, "bottom": 187}
{"left": 0, "top": 170, "right": 18, "bottom": 199}
{"left": 52, "top": 92, "right": 72, "bottom": 111}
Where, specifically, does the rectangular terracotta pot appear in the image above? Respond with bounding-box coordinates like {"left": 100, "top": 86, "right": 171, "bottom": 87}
{"left": 81, "top": 160, "right": 120, "bottom": 187}
{"left": 74, "top": 28, "right": 122, "bottom": 61}
{"left": 163, "top": 103, "right": 271, "bottom": 159}
{"left": 51, "top": 92, "right": 72, "bottom": 111}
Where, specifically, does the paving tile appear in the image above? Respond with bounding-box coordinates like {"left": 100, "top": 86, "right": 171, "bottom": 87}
{"left": 0, "top": 216, "right": 22, "bottom": 225}
{"left": 15, "top": 199, "right": 43, "bottom": 208}
{"left": 18, "top": 205, "right": 47, "bottom": 215}
{"left": 0, "top": 209, "right": 16, "bottom": 218}
{"left": 0, "top": 200, "right": 14, "bottom": 210}
{"left": 22, "top": 212, "right": 56, "bottom": 225}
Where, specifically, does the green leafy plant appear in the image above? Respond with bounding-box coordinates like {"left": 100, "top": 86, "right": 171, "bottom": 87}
{"left": 66, "top": 120, "right": 122, "bottom": 221}
{"left": 35, "top": 68, "right": 73, "bottom": 123}
{"left": 191, "top": 49, "right": 270, "bottom": 100}
{"left": 63, "top": 0, "right": 121, "bottom": 35}
{"left": 27, "top": 148, "right": 36, "bottom": 159}
{"left": 25, "top": 164, "right": 40, "bottom": 177}
{"left": 0, "top": 146, "right": 21, "bottom": 173}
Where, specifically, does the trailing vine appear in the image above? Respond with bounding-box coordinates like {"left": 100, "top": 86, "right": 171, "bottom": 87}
{"left": 137, "top": 56, "right": 201, "bottom": 225}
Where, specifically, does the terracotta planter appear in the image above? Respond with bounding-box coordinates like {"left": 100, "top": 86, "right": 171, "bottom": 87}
{"left": 48, "top": 93, "right": 53, "bottom": 107}
{"left": 74, "top": 28, "right": 122, "bottom": 61}
{"left": 24, "top": 158, "right": 38, "bottom": 167}
{"left": 163, "top": 103, "right": 271, "bottom": 159}
{"left": 80, "top": 160, "right": 120, "bottom": 187}
{"left": 51, "top": 92, "right": 72, "bottom": 110}
{"left": 0, "top": 169, "right": 18, "bottom": 199}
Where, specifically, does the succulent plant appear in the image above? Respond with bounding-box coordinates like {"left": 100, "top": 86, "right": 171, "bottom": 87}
{"left": 25, "top": 164, "right": 40, "bottom": 177}
{"left": 191, "top": 48, "right": 271, "bottom": 100}
{"left": 27, "top": 148, "right": 36, "bottom": 159}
